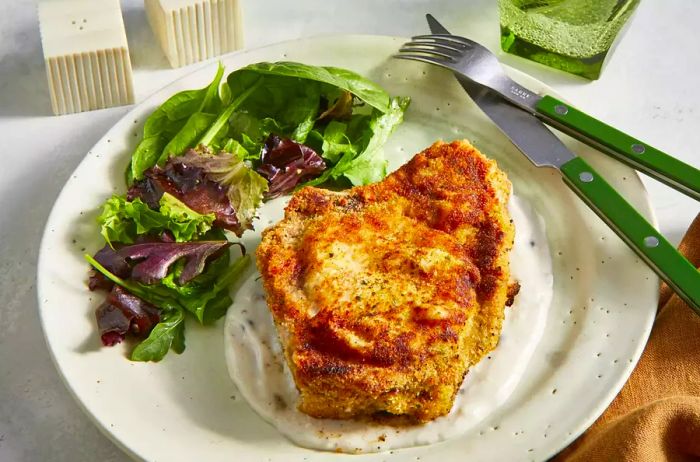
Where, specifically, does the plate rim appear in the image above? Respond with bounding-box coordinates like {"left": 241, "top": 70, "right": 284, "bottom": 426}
{"left": 36, "top": 33, "right": 659, "bottom": 461}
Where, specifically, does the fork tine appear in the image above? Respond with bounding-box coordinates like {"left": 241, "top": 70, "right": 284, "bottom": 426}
{"left": 392, "top": 54, "right": 454, "bottom": 71}
{"left": 408, "top": 37, "right": 470, "bottom": 52}
{"left": 401, "top": 40, "right": 464, "bottom": 54}
{"left": 437, "top": 35, "right": 479, "bottom": 48}
{"left": 411, "top": 34, "right": 475, "bottom": 49}
{"left": 398, "top": 46, "right": 457, "bottom": 62}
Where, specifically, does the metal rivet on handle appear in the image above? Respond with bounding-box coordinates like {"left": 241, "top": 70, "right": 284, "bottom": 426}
{"left": 579, "top": 171, "right": 594, "bottom": 183}
{"left": 555, "top": 104, "right": 569, "bottom": 115}
{"left": 631, "top": 143, "right": 646, "bottom": 154}
{"left": 644, "top": 236, "right": 659, "bottom": 248}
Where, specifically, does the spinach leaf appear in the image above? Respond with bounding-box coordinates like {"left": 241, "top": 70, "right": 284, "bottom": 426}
{"left": 153, "top": 63, "right": 224, "bottom": 127}
{"left": 197, "top": 78, "right": 264, "bottom": 148}
{"left": 175, "top": 254, "right": 250, "bottom": 324}
{"left": 158, "top": 113, "right": 217, "bottom": 165}
{"left": 227, "top": 74, "right": 321, "bottom": 143}
{"left": 219, "top": 79, "right": 232, "bottom": 106}
{"left": 131, "top": 63, "right": 225, "bottom": 180}
{"left": 281, "top": 83, "right": 321, "bottom": 143}
{"left": 228, "top": 62, "right": 390, "bottom": 112}
{"left": 200, "top": 63, "right": 225, "bottom": 114}
{"left": 130, "top": 308, "right": 185, "bottom": 361}
{"left": 130, "top": 136, "right": 167, "bottom": 184}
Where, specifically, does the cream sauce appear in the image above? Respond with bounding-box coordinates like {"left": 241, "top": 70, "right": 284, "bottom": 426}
{"left": 224, "top": 194, "right": 553, "bottom": 453}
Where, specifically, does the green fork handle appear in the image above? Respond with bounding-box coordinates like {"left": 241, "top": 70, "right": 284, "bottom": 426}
{"left": 538, "top": 95, "right": 700, "bottom": 201}
{"left": 560, "top": 156, "right": 700, "bottom": 315}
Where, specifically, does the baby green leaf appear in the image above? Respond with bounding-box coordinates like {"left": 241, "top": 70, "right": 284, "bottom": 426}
{"left": 130, "top": 308, "right": 185, "bottom": 362}
{"left": 96, "top": 195, "right": 214, "bottom": 246}
{"left": 131, "top": 64, "right": 225, "bottom": 179}
{"left": 228, "top": 61, "right": 390, "bottom": 112}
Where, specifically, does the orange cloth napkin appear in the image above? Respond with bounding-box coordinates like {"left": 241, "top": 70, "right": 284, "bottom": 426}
{"left": 556, "top": 214, "right": 700, "bottom": 462}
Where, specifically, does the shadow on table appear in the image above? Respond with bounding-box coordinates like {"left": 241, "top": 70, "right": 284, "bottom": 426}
{"left": 0, "top": 47, "right": 53, "bottom": 118}
{"left": 122, "top": 5, "right": 171, "bottom": 71}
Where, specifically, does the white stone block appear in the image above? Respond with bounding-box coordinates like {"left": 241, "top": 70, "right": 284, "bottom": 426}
{"left": 37, "top": 0, "right": 135, "bottom": 115}
{"left": 145, "top": 0, "right": 244, "bottom": 68}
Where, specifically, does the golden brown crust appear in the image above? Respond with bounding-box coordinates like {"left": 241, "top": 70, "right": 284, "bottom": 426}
{"left": 256, "top": 140, "right": 514, "bottom": 423}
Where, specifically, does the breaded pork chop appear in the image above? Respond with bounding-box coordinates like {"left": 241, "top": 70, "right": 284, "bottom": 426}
{"left": 256, "top": 140, "right": 515, "bottom": 423}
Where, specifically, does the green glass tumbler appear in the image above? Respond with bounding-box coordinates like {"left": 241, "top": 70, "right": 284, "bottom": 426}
{"left": 499, "top": 0, "right": 641, "bottom": 80}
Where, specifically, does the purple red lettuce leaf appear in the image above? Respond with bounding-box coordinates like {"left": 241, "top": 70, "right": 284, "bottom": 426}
{"left": 257, "top": 134, "right": 326, "bottom": 198}
{"left": 128, "top": 161, "right": 240, "bottom": 233}
{"left": 95, "top": 286, "right": 160, "bottom": 346}
{"left": 117, "top": 241, "right": 230, "bottom": 285}
{"left": 88, "top": 244, "right": 130, "bottom": 291}
{"left": 170, "top": 149, "right": 268, "bottom": 231}
{"left": 88, "top": 234, "right": 176, "bottom": 291}
{"left": 127, "top": 148, "right": 268, "bottom": 235}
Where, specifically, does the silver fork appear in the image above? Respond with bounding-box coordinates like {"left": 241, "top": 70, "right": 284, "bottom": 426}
{"left": 395, "top": 34, "right": 541, "bottom": 114}
{"left": 394, "top": 26, "right": 700, "bottom": 203}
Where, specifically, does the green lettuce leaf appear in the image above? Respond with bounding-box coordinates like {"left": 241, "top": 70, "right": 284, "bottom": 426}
{"left": 221, "top": 138, "right": 251, "bottom": 160}
{"left": 97, "top": 194, "right": 214, "bottom": 246}
{"left": 158, "top": 193, "right": 215, "bottom": 239}
{"left": 225, "top": 166, "right": 269, "bottom": 229}
{"left": 319, "top": 120, "right": 357, "bottom": 164}
{"left": 304, "top": 96, "right": 410, "bottom": 187}
{"left": 342, "top": 149, "right": 388, "bottom": 186}
{"left": 229, "top": 112, "right": 281, "bottom": 153}
{"left": 343, "top": 96, "right": 410, "bottom": 185}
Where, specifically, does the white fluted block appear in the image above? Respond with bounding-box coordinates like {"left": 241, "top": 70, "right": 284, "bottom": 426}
{"left": 145, "top": 0, "right": 244, "bottom": 68}
{"left": 37, "top": 0, "right": 135, "bottom": 116}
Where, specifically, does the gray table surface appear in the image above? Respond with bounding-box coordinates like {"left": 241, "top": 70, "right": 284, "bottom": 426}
{"left": 1, "top": 0, "right": 698, "bottom": 460}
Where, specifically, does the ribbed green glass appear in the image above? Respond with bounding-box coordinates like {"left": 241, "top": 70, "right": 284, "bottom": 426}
{"left": 499, "top": 0, "right": 640, "bottom": 79}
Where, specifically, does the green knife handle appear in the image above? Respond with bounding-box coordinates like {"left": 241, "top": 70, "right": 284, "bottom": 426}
{"left": 560, "top": 156, "right": 700, "bottom": 315}
{"left": 538, "top": 95, "right": 700, "bottom": 201}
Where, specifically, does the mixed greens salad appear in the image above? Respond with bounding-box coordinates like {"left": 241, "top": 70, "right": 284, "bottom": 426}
{"left": 85, "top": 61, "right": 410, "bottom": 361}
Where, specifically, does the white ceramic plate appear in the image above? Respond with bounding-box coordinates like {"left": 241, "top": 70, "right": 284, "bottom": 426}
{"left": 38, "top": 36, "right": 658, "bottom": 462}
